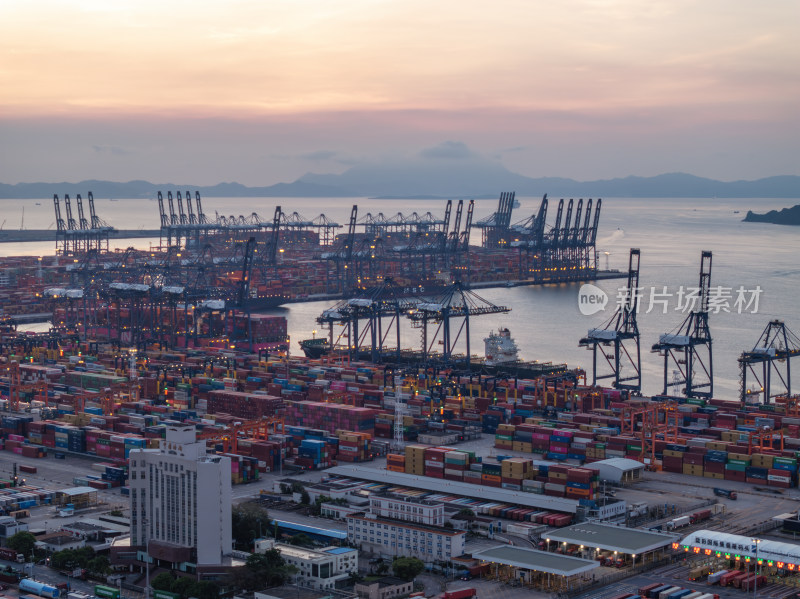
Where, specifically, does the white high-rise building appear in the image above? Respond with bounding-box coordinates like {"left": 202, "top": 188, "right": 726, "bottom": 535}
{"left": 128, "top": 425, "right": 232, "bottom": 567}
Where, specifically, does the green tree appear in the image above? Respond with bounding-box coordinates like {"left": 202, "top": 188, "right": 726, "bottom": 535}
{"left": 186, "top": 581, "right": 219, "bottom": 599}
{"left": 231, "top": 504, "right": 271, "bottom": 549}
{"left": 151, "top": 572, "right": 176, "bottom": 592}
{"left": 171, "top": 576, "right": 194, "bottom": 598}
{"left": 457, "top": 508, "right": 475, "bottom": 519}
{"left": 376, "top": 562, "right": 389, "bottom": 575}
{"left": 6, "top": 531, "right": 36, "bottom": 558}
{"left": 392, "top": 557, "right": 425, "bottom": 581}
{"left": 231, "top": 548, "right": 292, "bottom": 590}
{"left": 87, "top": 555, "right": 110, "bottom": 575}
{"left": 299, "top": 489, "right": 310, "bottom": 505}
{"left": 50, "top": 549, "right": 75, "bottom": 570}
{"left": 310, "top": 495, "right": 331, "bottom": 516}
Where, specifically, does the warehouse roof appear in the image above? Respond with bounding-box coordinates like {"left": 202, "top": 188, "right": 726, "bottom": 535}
{"left": 271, "top": 519, "right": 347, "bottom": 540}
{"left": 472, "top": 545, "right": 598, "bottom": 576}
{"left": 326, "top": 466, "right": 580, "bottom": 513}
{"left": 58, "top": 486, "right": 99, "bottom": 496}
{"left": 592, "top": 458, "right": 646, "bottom": 472}
{"left": 545, "top": 522, "right": 676, "bottom": 555}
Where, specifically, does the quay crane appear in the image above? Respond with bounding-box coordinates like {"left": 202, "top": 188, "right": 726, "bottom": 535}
{"left": 651, "top": 250, "right": 714, "bottom": 399}
{"left": 579, "top": 248, "right": 642, "bottom": 392}
{"left": 739, "top": 320, "right": 800, "bottom": 403}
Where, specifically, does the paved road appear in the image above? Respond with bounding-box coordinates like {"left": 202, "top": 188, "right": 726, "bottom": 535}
{"left": 572, "top": 562, "right": 798, "bottom": 599}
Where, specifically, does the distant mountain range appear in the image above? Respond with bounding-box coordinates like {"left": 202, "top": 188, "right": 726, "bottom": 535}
{"left": 1, "top": 170, "right": 799, "bottom": 199}
{"left": 743, "top": 204, "right": 800, "bottom": 226}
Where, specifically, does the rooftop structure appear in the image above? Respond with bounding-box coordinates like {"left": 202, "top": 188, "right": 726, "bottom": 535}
{"left": 584, "top": 458, "right": 645, "bottom": 484}
{"left": 679, "top": 530, "right": 800, "bottom": 565}
{"left": 471, "top": 545, "right": 599, "bottom": 577}
{"left": 545, "top": 522, "right": 676, "bottom": 555}
{"left": 326, "top": 466, "right": 580, "bottom": 513}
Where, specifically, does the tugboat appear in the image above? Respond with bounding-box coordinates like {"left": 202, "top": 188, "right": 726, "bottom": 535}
{"left": 484, "top": 328, "right": 519, "bottom": 366}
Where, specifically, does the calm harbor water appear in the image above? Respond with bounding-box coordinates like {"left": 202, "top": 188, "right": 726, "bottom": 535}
{"left": 2, "top": 195, "right": 798, "bottom": 399}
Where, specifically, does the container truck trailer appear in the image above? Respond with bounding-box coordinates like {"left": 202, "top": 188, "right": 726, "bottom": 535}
{"left": 18, "top": 579, "right": 60, "bottom": 599}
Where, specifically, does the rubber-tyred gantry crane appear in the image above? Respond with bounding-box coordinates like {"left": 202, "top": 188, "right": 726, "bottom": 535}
{"left": 619, "top": 400, "right": 681, "bottom": 464}
{"left": 196, "top": 416, "right": 285, "bottom": 454}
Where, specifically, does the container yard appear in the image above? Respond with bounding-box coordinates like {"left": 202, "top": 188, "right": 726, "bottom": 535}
{"left": 0, "top": 191, "right": 800, "bottom": 598}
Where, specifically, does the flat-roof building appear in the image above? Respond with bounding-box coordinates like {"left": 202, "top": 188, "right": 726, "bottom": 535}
{"left": 255, "top": 539, "right": 358, "bottom": 591}
{"left": 128, "top": 425, "right": 232, "bottom": 572}
{"left": 588, "top": 458, "right": 645, "bottom": 484}
{"left": 544, "top": 522, "right": 676, "bottom": 563}
{"left": 346, "top": 512, "right": 465, "bottom": 563}
{"left": 471, "top": 545, "right": 598, "bottom": 591}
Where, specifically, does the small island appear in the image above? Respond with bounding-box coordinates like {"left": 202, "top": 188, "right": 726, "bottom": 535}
{"left": 743, "top": 204, "right": 800, "bottom": 226}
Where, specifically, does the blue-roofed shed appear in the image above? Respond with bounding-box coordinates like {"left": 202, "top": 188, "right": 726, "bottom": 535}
{"left": 271, "top": 519, "right": 348, "bottom": 542}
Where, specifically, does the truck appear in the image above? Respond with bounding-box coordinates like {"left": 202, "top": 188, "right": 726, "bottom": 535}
{"left": 638, "top": 583, "right": 663, "bottom": 598}
{"left": 707, "top": 570, "right": 728, "bottom": 585}
{"left": 57, "top": 504, "right": 75, "bottom": 518}
{"left": 0, "top": 548, "right": 24, "bottom": 563}
{"left": 690, "top": 510, "right": 712, "bottom": 524}
{"left": 741, "top": 575, "right": 766, "bottom": 591}
{"left": 93, "top": 585, "right": 121, "bottom": 599}
{"left": 19, "top": 579, "right": 60, "bottom": 599}
{"left": 729, "top": 572, "right": 750, "bottom": 588}
{"left": 689, "top": 564, "right": 711, "bottom": 580}
{"left": 658, "top": 586, "right": 682, "bottom": 599}
{"left": 713, "top": 488, "right": 738, "bottom": 500}
{"left": 665, "top": 516, "right": 691, "bottom": 530}
{"left": 0, "top": 565, "right": 24, "bottom": 583}
{"left": 646, "top": 585, "right": 672, "bottom": 599}
{"left": 442, "top": 589, "right": 477, "bottom": 599}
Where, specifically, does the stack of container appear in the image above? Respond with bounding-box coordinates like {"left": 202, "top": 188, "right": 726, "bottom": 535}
{"left": 404, "top": 444, "right": 426, "bottom": 475}
{"left": 224, "top": 454, "right": 260, "bottom": 483}
{"left": 207, "top": 390, "right": 284, "bottom": 419}
{"left": 284, "top": 401, "right": 376, "bottom": 436}
{"left": 564, "top": 467, "right": 598, "bottom": 500}
{"left": 481, "top": 460, "right": 502, "bottom": 487}
{"left": 296, "top": 439, "right": 330, "bottom": 469}
{"left": 336, "top": 431, "right": 371, "bottom": 462}
{"left": 443, "top": 450, "right": 472, "bottom": 481}
{"left": 386, "top": 454, "right": 405, "bottom": 472}
{"left": 494, "top": 424, "right": 514, "bottom": 450}
{"left": 501, "top": 457, "right": 535, "bottom": 490}
{"left": 250, "top": 440, "right": 282, "bottom": 471}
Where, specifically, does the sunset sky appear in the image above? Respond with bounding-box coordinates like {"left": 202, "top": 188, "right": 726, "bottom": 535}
{"left": 1, "top": 0, "right": 798, "bottom": 186}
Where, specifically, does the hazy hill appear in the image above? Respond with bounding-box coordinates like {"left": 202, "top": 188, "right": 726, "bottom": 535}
{"left": 743, "top": 204, "right": 800, "bottom": 226}
{"left": 1, "top": 151, "right": 799, "bottom": 200}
